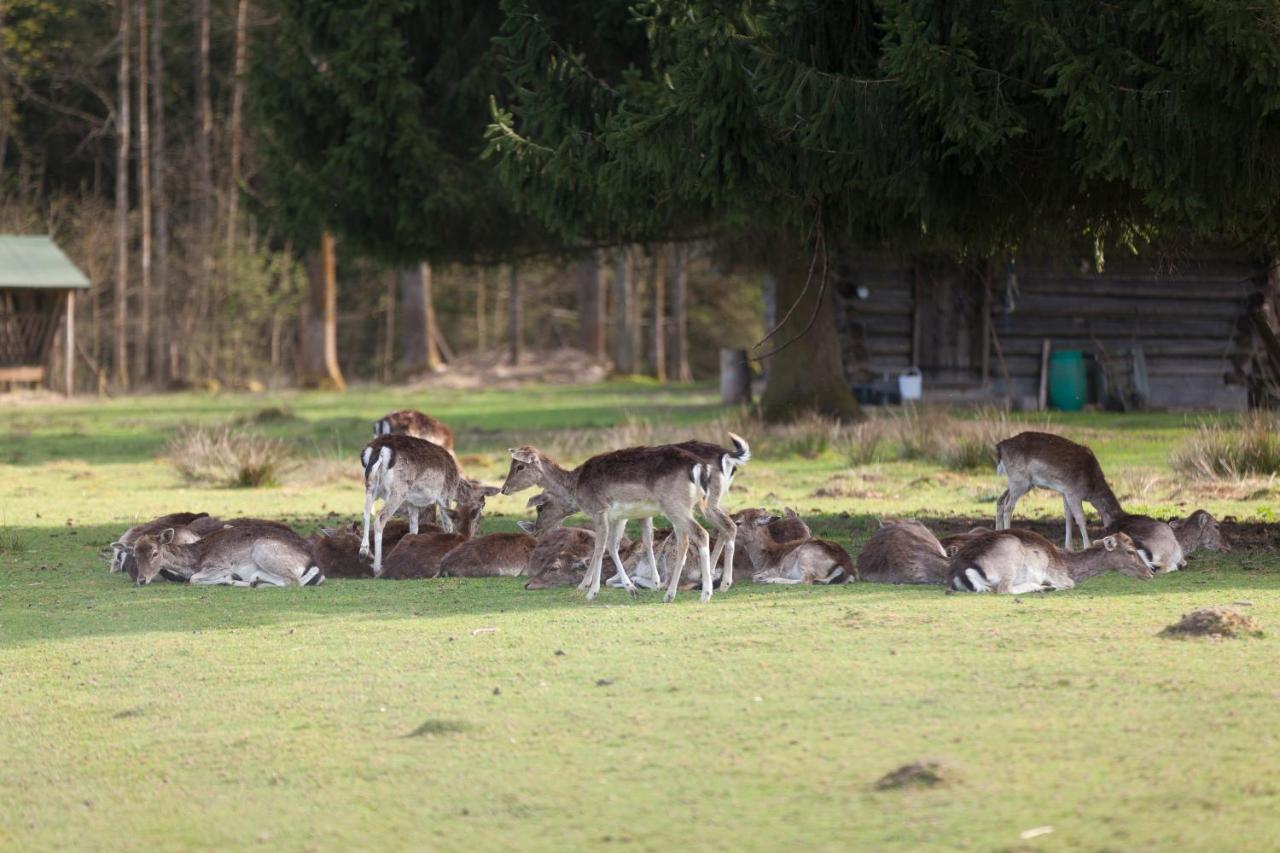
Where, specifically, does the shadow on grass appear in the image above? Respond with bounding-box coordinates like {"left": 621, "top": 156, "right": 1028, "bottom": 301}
{"left": 2, "top": 512, "right": 1279, "bottom": 649}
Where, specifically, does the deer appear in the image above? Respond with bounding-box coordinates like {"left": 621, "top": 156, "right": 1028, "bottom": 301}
{"left": 994, "top": 431, "right": 1124, "bottom": 551}
{"left": 437, "top": 533, "right": 538, "bottom": 578}
{"left": 378, "top": 498, "right": 487, "bottom": 579}
{"left": 856, "top": 519, "right": 951, "bottom": 585}
{"left": 948, "top": 528, "right": 1152, "bottom": 594}
{"left": 358, "top": 434, "right": 498, "bottom": 576}
{"left": 500, "top": 443, "right": 730, "bottom": 602}
{"left": 733, "top": 509, "right": 856, "bottom": 585}
{"left": 373, "top": 409, "right": 455, "bottom": 453}
{"left": 128, "top": 525, "right": 323, "bottom": 587}
{"left": 938, "top": 526, "right": 995, "bottom": 554}
{"left": 524, "top": 526, "right": 605, "bottom": 590}
{"left": 508, "top": 435, "right": 750, "bottom": 592}
{"left": 109, "top": 512, "right": 213, "bottom": 574}
{"left": 1105, "top": 509, "right": 1229, "bottom": 573}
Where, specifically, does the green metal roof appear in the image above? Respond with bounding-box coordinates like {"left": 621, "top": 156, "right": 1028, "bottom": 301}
{"left": 0, "top": 235, "right": 90, "bottom": 289}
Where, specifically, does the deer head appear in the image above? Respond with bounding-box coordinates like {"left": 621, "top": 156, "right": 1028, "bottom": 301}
{"left": 517, "top": 491, "right": 576, "bottom": 535}
{"left": 501, "top": 447, "right": 545, "bottom": 495}
{"left": 131, "top": 527, "right": 178, "bottom": 586}
{"left": 1096, "top": 532, "right": 1154, "bottom": 580}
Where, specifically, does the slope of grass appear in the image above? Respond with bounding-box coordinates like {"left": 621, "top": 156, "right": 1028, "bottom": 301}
{"left": 1, "top": 386, "right": 1277, "bottom": 849}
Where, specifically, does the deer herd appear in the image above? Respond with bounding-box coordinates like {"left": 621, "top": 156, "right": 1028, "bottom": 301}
{"left": 108, "top": 410, "right": 1228, "bottom": 599}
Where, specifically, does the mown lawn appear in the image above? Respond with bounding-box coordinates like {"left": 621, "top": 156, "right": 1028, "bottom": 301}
{"left": 1, "top": 384, "right": 1278, "bottom": 850}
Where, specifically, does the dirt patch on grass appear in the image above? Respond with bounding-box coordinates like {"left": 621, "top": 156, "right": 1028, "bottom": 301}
{"left": 874, "top": 760, "right": 955, "bottom": 790}
{"left": 1161, "top": 607, "right": 1263, "bottom": 639}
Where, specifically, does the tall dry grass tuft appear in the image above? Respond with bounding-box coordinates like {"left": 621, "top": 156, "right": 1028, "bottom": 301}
{"left": 891, "top": 406, "right": 1013, "bottom": 471}
{"left": 1171, "top": 414, "right": 1280, "bottom": 481}
{"left": 168, "top": 426, "right": 291, "bottom": 488}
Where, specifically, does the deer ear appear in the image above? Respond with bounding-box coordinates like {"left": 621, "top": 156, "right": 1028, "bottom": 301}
{"left": 517, "top": 520, "right": 535, "bottom": 534}
{"left": 510, "top": 447, "right": 539, "bottom": 464}
{"left": 784, "top": 507, "right": 799, "bottom": 518}
{"left": 158, "top": 528, "right": 176, "bottom": 545}
{"left": 480, "top": 485, "right": 501, "bottom": 497}
{"left": 1101, "top": 535, "right": 1118, "bottom": 551}
{"left": 526, "top": 493, "right": 549, "bottom": 509}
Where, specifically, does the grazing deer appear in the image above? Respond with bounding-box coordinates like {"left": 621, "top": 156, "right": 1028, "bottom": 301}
{"left": 1106, "top": 509, "right": 1228, "bottom": 573}
{"left": 129, "top": 525, "right": 323, "bottom": 587}
{"left": 359, "top": 435, "right": 498, "bottom": 576}
{"left": 374, "top": 409, "right": 455, "bottom": 452}
{"left": 508, "top": 435, "right": 750, "bottom": 592}
{"left": 856, "top": 519, "right": 950, "bottom": 585}
{"left": 500, "top": 443, "right": 727, "bottom": 602}
{"left": 438, "top": 533, "right": 538, "bottom": 578}
{"left": 948, "top": 528, "right": 1151, "bottom": 594}
{"left": 734, "top": 510, "right": 856, "bottom": 585}
{"left": 994, "top": 432, "right": 1124, "bottom": 550}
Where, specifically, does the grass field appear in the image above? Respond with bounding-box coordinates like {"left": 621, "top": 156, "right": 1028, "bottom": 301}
{"left": 2, "top": 384, "right": 1278, "bottom": 850}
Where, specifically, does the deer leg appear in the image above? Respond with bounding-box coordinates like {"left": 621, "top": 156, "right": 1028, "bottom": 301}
{"left": 999, "top": 481, "right": 1030, "bottom": 530}
{"left": 373, "top": 490, "right": 406, "bottom": 578}
{"left": 1069, "top": 498, "right": 1092, "bottom": 549}
{"left": 435, "top": 499, "right": 454, "bottom": 534}
{"left": 1062, "top": 495, "right": 1075, "bottom": 551}
{"left": 703, "top": 504, "right": 736, "bottom": 592}
{"left": 408, "top": 506, "right": 420, "bottom": 535}
{"left": 663, "top": 529, "right": 692, "bottom": 603}
{"left": 359, "top": 487, "right": 377, "bottom": 558}
{"left": 638, "top": 518, "right": 659, "bottom": 586}
{"left": 606, "top": 518, "right": 639, "bottom": 597}
{"left": 691, "top": 524, "right": 713, "bottom": 603}
{"left": 580, "top": 516, "right": 609, "bottom": 600}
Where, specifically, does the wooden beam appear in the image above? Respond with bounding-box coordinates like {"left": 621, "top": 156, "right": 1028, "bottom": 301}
{"left": 65, "top": 290, "right": 74, "bottom": 395}
{"left": 0, "top": 365, "right": 44, "bottom": 383}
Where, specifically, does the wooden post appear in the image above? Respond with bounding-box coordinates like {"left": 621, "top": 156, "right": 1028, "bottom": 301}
{"left": 651, "top": 247, "right": 667, "bottom": 382}
{"left": 321, "top": 231, "right": 346, "bottom": 390}
{"left": 65, "top": 290, "right": 75, "bottom": 396}
{"left": 1038, "top": 338, "right": 1051, "bottom": 411}
{"left": 422, "top": 261, "right": 442, "bottom": 371}
{"left": 508, "top": 263, "right": 523, "bottom": 365}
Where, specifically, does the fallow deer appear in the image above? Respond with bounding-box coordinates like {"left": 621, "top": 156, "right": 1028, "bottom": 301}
{"left": 110, "top": 512, "right": 212, "bottom": 573}
{"left": 524, "top": 526, "right": 602, "bottom": 590}
{"left": 377, "top": 497, "right": 487, "bottom": 579}
{"left": 856, "top": 519, "right": 950, "bottom": 585}
{"left": 994, "top": 432, "right": 1124, "bottom": 550}
{"left": 500, "top": 443, "right": 727, "bottom": 602}
{"left": 374, "top": 409, "right": 455, "bottom": 452}
{"left": 1106, "top": 509, "right": 1228, "bottom": 573}
{"left": 438, "top": 533, "right": 538, "bottom": 578}
{"left": 938, "top": 526, "right": 994, "bottom": 554}
{"left": 948, "top": 528, "right": 1151, "bottom": 594}
{"left": 733, "top": 510, "right": 856, "bottom": 585}
{"left": 130, "top": 525, "right": 323, "bottom": 587}
{"left": 358, "top": 434, "right": 498, "bottom": 576}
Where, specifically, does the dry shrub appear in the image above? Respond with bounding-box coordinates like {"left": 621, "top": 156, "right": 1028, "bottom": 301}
{"left": 1114, "top": 469, "right": 1168, "bottom": 502}
{"left": 1172, "top": 414, "right": 1280, "bottom": 481}
{"left": 168, "top": 426, "right": 290, "bottom": 488}
{"left": 836, "top": 419, "right": 891, "bottom": 466}
{"left": 0, "top": 524, "right": 27, "bottom": 555}
{"left": 892, "top": 407, "right": 1013, "bottom": 471}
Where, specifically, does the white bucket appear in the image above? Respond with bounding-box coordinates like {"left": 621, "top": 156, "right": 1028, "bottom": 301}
{"left": 898, "top": 367, "right": 923, "bottom": 401}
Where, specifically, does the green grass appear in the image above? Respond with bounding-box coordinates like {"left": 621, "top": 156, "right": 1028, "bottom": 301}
{"left": 1, "top": 386, "right": 1278, "bottom": 849}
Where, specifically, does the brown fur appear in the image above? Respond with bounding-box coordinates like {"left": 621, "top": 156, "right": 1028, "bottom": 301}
{"left": 381, "top": 532, "right": 468, "bottom": 579}
{"left": 307, "top": 529, "right": 375, "bottom": 579}
{"left": 375, "top": 409, "right": 455, "bottom": 451}
{"left": 857, "top": 519, "right": 950, "bottom": 585}
{"left": 1170, "top": 509, "right": 1229, "bottom": 553}
{"left": 524, "top": 527, "right": 599, "bottom": 589}
{"left": 111, "top": 512, "right": 213, "bottom": 579}
{"left": 995, "top": 431, "right": 1124, "bottom": 548}
{"left": 734, "top": 515, "right": 855, "bottom": 584}
{"left": 949, "top": 528, "right": 1150, "bottom": 593}
{"left": 438, "top": 533, "right": 537, "bottom": 578}
{"left": 937, "top": 526, "right": 993, "bottom": 553}
{"left": 726, "top": 508, "right": 811, "bottom": 575}
{"left": 131, "top": 525, "right": 317, "bottom": 586}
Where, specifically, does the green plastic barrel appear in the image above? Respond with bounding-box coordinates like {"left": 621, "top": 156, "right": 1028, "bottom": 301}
{"left": 1048, "top": 350, "right": 1087, "bottom": 411}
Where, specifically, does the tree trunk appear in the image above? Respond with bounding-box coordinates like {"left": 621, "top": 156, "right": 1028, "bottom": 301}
{"left": 225, "top": 0, "right": 249, "bottom": 264}
{"left": 612, "top": 249, "right": 634, "bottom": 373}
{"left": 759, "top": 247, "right": 860, "bottom": 422}
{"left": 421, "top": 261, "right": 442, "bottom": 371}
{"left": 381, "top": 273, "right": 395, "bottom": 382}
{"left": 150, "top": 0, "right": 170, "bottom": 383}
{"left": 194, "top": 0, "right": 213, "bottom": 378}
{"left": 114, "top": 0, "right": 131, "bottom": 389}
{"left": 508, "top": 263, "right": 522, "bottom": 365}
{"left": 476, "top": 269, "right": 487, "bottom": 351}
{"left": 136, "top": 0, "right": 152, "bottom": 384}
{"left": 300, "top": 231, "right": 346, "bottom": 389}
{"left": 650, "top": 246, "right": 666, "bottom": 381}
{"left": 671, "top": 243, "right": 692, "bottom": 381}
{"left": 575, "top": 255, "right": 605, "bottom": 360}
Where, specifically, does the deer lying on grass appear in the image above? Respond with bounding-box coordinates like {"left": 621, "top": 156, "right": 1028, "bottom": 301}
{"left": 524, "top": 527, "right": 605, "bottom": 589}
{"left": 359, "top": 434, "right": 498, "bottom": 576}
{"left": 110, "top": 512, "right": 214, "bottom": 574}
{"left": 856, "top": 519, "right": 950, "bottom": 585}
{"left": 1105, "top": 509, "right": 1229, "bottom": 573}
{"left": 948, "top": 528, "right": 1151, "bottom": 594}
{"left": 508, "top": 435, "right": 750, "bottom": 592}
{"left": 437, "top": 533, "right": 538, "bottom": 578}
{"left": 501, "top": 443, "right": 730, "bottom": 602}
{"left": 379, "top": 498, "right": 487, "bottom": 579}
{"left": 938, "top": 526, "right": 994, "bottom": 554}
{"left": 374, "top": 409, "right": 455, "bottom": 453}
{"left": 129, "top": 525, "right": 323, "bottom": 587}
{"left": 733, "top": 509, "right": 856, "bottom": 585}
{"left": 994, "top": 432, "right": 1124, "bottom": 550}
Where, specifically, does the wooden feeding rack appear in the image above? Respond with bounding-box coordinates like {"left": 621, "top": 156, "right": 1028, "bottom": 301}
{"left": 0, "top": 236, "right": 90, "bottom": 392}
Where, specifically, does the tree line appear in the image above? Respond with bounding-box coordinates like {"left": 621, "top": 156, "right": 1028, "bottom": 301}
{"left": 5, "top": 2, "right": 1280, "bottom": 417}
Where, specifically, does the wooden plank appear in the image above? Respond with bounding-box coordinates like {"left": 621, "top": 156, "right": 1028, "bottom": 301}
{"left": 0, "top": 365, "right": 44, "bottom": 382}
{"left": 997, "top": 337, "right": 1232, "bottom": 358}
{"left": 65, "top": 290, "right": 74, "bottom": 395}
{"left": 1038, "top": 339, "right": 1050, "bottom": 411}
{"left": 1012, "top": 294, "right": 1243, "bottom": 318}
{"left": 991, "top": 316, "right": 1238, "bottom": 339}
{"left": 1018, "top": 278, "right": 1252, "bottom": 300}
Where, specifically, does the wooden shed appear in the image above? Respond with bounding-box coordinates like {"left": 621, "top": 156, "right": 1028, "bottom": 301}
{"left": 835, "top": 250, "right": 1263, "bottom": 409}
{"left": 0, "top": 236, "right": 89, "bottom": 391}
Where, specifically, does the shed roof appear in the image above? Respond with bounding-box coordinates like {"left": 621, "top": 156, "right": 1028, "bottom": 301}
{"left": 0, "top": 235, "right": 90, "bottom": 290}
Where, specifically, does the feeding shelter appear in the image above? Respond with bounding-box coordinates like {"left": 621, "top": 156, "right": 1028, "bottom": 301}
{"left": 0, "top": 235, "right": 89, "bottom": 391}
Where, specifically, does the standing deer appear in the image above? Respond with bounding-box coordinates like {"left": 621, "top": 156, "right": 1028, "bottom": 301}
{"left": 129, "top": 525, "right": 323, "bottom": 587}
{"left": 948, "top": 528, "right": 1151, "bottom": 594}
{"left": 509, "top": 435, "right": 750, "bottom": 590}
{"left": 994, "top": 432, "right": 1124, "bottom": 550}
{"left": 500, "top": 443, "right": 725, "bottom": 602}
{"left": 856, "top": 519, "right": 951, "bottom": 585}
{"left": 373, "top": 409, "right": 455, "bottom": 452}
{"left": 358, "top": 435, "right": 498, "bottom": 576}
{"left": 733, "top": 509, "right": 855, "bottom": 585}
